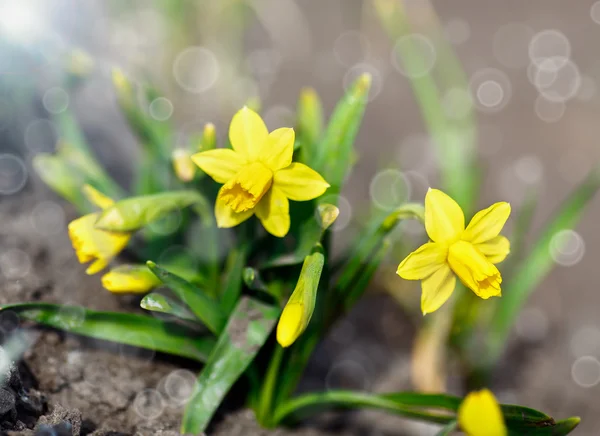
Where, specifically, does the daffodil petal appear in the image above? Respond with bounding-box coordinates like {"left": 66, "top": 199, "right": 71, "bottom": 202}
{"left": 191, "top": 149, "right": 246, "bottom": 184}
{"left": 86, "top": 258, "right": 109, "bottom": 275}
{"left": 255, "top": 186, "right": 290, "bottom": 237}
{"left": 463, "top": 202, "right": 511, "bottom": 244}
{"left": 260, "top": 128, "right": 295, "bottom": 171}
{"left": 397, "top": 242, "right": 447, "bottom": 280}
{"left": 448, "top": 241, "right": 502, "bottom": 299}
{"left": 476, "top": 236, "right": 510, "bottom": 264}
{"left": 214, "top": 190, "right": 254, "bottom": 228}
{"left": 68, "top": 213, "right": 130, "bottom": 274}
{"left": 458, "top": 389, "right": 507, "bottom": 436}
{"left": 421, "top": 264, "right": 456, "bottom": 315}
{"left": 273, "top": 163, "right": 330, "bottom": 201}
{"left": 425, "top": 188, "right": 465, "bottom": 243}
{"left": 229, "top": 106, "right": 269, "bottom": 160}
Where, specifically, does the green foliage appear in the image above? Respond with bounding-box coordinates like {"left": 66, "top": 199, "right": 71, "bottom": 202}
{"left": 147, "top": 261, "right": 226, "bottom": 335}
{"left": 28, "top": 44, "right": 584, "bottom": 436}
{"left": 0, "top": 303, "right": 214, "bottom": 362}
{"left": 181, "top": 297, "right": 279, "bottom": 434}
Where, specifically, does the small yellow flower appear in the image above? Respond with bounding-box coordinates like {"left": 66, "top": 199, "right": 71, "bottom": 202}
{"left": 68, "top": 185, "right": 131, "bottom": 275}
{"left": 172, "top": 149, "right": 197, "bottom": 182}
{"left": 101, "top": 265, "right": 160, "bottom": 293}
{"left": 458, "top": 389, "right": 507, "bottom": 436}
{"left": 397, "top": 189, "right": 511, "bottom": 314}
{"left": 191, "top": 107, "right": 330, "bottom": 237}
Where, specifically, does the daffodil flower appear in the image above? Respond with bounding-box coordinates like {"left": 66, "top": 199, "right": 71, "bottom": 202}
{"left": 68, "top": 185, "right": 131, "bottom": 275}
{"left": 397, "top": 189, "right": 511, "bottom": 314}
{"left": 458, "top": 389, "right": 507, "bottom": 436}
{"left": 192, "top": 107, "right": 330, "bottom": 237}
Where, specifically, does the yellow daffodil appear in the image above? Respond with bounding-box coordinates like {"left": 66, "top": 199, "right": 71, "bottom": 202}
{"left": 458, "top": 389, "right": 507, "bottom": 436}
{"left": 191, "top": 107, "right": 330, "bottom": 237}
{"left": 68, "top": 185, "right": 131, "bottom": 275}
{"left": 101, "top": 265, "right": 160, "bottom": 293}
{"left": 172, "top": 149, "right": 197, "bottom": 182}
{"left": 397, "top": 189, "right": 511, "bottom": 314}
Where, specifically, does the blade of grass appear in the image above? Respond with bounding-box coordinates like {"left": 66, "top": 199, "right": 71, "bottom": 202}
{"left": 147, "top": 261, "right": 226, "bottom": 335}
{"left": 0, "top": 302, "right": 214, "bottom": 362}
{"left": 181, "top": 297, "right": 279, "bottom": 434}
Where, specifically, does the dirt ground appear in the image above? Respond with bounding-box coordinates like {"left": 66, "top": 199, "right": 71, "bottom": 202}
{"left": 2, "top": 0, "right": 600, "bottom": 434}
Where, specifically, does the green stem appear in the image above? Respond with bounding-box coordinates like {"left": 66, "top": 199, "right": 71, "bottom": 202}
{"left": 257, "top": 344, "right": 285, "bottom": 427}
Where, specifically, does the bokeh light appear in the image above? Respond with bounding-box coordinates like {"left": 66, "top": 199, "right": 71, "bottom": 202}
{"left": 549, "top": 229, "right": 585, "bottom": 267}
{"left": 470, "top": 68, "right": 512, "bottom": 112}
{"left": 173, "top": 46, "right": 220, "bottom": 93}
{"left": 0, "top": 155, "right": 27, "bottom": 195}
{"left": 572, "top": 356, "right": 600, "bottom": 388}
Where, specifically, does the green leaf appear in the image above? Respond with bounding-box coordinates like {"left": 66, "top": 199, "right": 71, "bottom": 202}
{"left": 181, "top": 297, "right": 280, "bottom": 434}
{"left": 54, "top": 110, "right": 123, "bottom": 199}
{"left": 220, "top": 245, "right": 249, "bottom": 314}
{"left": 335, "top": 203, "right": 424, "bottom": 298}
{"left": 508, "top": 417, "right": 580, "bottom": 435}
{"left": 273, "top": 390, "right": 577, "bottom": 435}
{"left": 140, "top": 292, "right": 198, "bottom": 322}
{"left": 273, "top": 391, "right": 455, "bottom": 426}
{"left": 435, "top": 421, "right": 457, "bottom": 435}
{"left": 297, "top": 87, "right": 324, "bottom": 164}
{"left": 314, "top": 74, "right": 370, "bottom": 200}
{"left": 487, "top": 167, "right": 600, "bottom": 367}
{"left": 505, "top": 189, "right": 538, "bottom": 274}
{"left": 94, "top": 190, "right": 209, "bottom": 232}
{"left": 146, "top": 261, "right": 226, "bottom": 335}
{"left": 32, "top": 154, "right": 89, "bottom": 211}
{"left": 0, "top": 302, "right": 214, "bottom": 362}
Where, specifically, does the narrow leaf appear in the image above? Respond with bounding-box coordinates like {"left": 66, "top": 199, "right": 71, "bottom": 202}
{"left": 273, "top": 391, "right": 455, "bottom": 426}
{"left": 220, "top": 245, "right": 248, "bottom": 314}
{"left": 0, "top": 302, "right": 214, "bottom": 362}
{"left": 297, "top": 87, "right": 324, "bottom": 163}
{"left": 181, "top": 297, "right": 279, "bottom": 434}
{"left": 147, "top": 261, "right": 226, "bottom": 335}
{"left": 140, "top": 292, "right": 198, "bottom": 322}
{"left": 273, "top": 390, "right": 575, "bottom": 435}
{"left": 436, "top": 421, "right": 457, "bottom": 436}
{"left": 335, "top": 203, "right": 424, "bottom": 296}
{"left": 32, "top": 154, "right": 89, "bottom": 211}
{"left": 315, "top": 74, "right": 371, "bottom": 199}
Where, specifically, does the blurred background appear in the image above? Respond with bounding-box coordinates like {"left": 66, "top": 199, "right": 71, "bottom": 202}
{"left": 1, "top": 0, "right": 600, "bottom": 434}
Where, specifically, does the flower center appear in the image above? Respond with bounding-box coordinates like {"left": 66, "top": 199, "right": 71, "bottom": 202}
{"left": 219, "top": 162, "right": 273, "bottom": 213}
{"left": 448, "top": 240, "right": 502, "bottom": 298}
